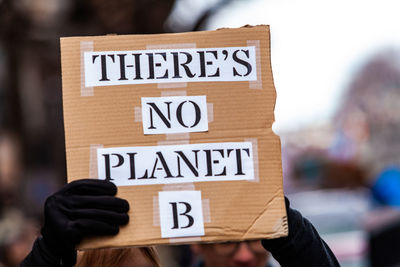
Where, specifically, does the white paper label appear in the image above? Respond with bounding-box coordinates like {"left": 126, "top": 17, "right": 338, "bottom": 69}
{"left": 97, "top": 142, "right": 254, "bottom": 186}
{"left": 141, "top": 96, "right": 208, "bottom": 134}
{"left": 158, "top": 191, "right": 204, "bottom": 238}
{"left": 84, "top": 46, "right": 257, "bottom": 87}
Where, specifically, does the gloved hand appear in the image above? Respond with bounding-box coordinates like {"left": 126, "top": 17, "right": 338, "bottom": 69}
{"left": 21, "top": 179, "right": 129, "bottom": 267}
{"left": 262, "top": 197, "right": 340, "bottom": 267}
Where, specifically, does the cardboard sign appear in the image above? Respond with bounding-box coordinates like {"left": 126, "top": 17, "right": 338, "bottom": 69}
{"left": 60, "top": 25, "right": 287, "bottom": 249}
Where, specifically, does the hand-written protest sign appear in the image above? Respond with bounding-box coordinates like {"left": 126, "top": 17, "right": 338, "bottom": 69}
{"left": 60, "top": 25, "right": 287, "bottom": 249}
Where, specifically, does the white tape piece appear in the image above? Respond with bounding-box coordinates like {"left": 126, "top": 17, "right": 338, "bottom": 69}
{"left": 157, "top": 140, "right": 190, "bottom": 146}
{"left": 134, "top": 107, "right": 142, "bottom": 122}
{"left": 153, "top": 196, "right": 160, "bottom": 226}
{"left": 166, "top": 133, "right": 190, "bottom": 141}
{"left": 245, "top": 138, "right": 259, "bottom": 183}
{"left": 158, "top": 190, "right": 205, "bottom": 238}
{"left": 158, "top": 82, "right": 188, "bottom": 89}
{"left": 84, "top": 46, "right": 257, "bottom": 87}
{"left": 162, "top": 183, "right": 196, "bottom": 191}
{"left": 207, "top": 103, "right": 214, "bottom": 123}
{"left": 97, "top": 141, "right": 255, "bottom": 186}
{"left": 146, "top": 43, "right": 197, "bottom": 50}
{"left": 161, "top": 91, "right": 187, "bottom": 97}
{"left": 141, "top": 95, "right": 209, "bottom": 135}
{"left": 80, "top": 41, "right": 94, "bottom": 96}
{"left": 247, "top": 40, "right": 262, "bottom": 89}
{"left": 202, "top": 198, "right": 211, "bottom": 223}
{"left": 89, "top": 144, "right": 103, "bottom": 178}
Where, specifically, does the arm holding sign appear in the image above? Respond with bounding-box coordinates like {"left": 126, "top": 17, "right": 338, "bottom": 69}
{"left": 190, "top": 198, "right": 340, "bottom": 267}
{"left": 20, "top": 179, "right": 130, "bottom": 267}
{"left": 262, "top": 197, "right": 340, "bottom": 267}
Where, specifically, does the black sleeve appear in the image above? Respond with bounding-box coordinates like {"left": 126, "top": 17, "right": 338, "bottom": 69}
{"left": 262, "top": 197, "right": 340, "bottom": 267}
{"left": 20, "top": 237, "right": 75, "bottom": 267}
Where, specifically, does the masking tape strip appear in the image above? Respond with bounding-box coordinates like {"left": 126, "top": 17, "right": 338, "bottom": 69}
{"left": 153, "top": 196, "right": 160, "bottom": 226}
{"left": 158, "top": 133, "right": 190, "bottom": 146}
{"left": 166, "top": 133, "right": 190, "bottom": 141}
{"left": 160, "top": 90, "right": 187, "bottom": 97}
{"left": 202, "top": 198, "right": 211, "bottom": 223}
{"left": 162, "top": 183, "right": 196, "bottom": 191}
{"left": 89, "top": 144, "right": 103, "bottom": 178}
{"left": 158, "top": 82, "right": 188, "bottom": 89}
{"left": 146, "top": 43, "right": 197, "bottom": 50}
{"left": 80, "top": 41, "right": 94, "bottom": 96}
{"left": 157, "top": 140, "right": 190, "bottom": 146}
{"left": 207, "top": 103, "right": 214, "bottom": 123}
{"left": 247, "top": 40, "right": 262, "bottom": 89}
{"left": 146, "top": 43, "right": 196, "bottom": 89}
{"left": 245, "top": 138, "right": 259, "bottom": 183}
{"left": 134, "top": 106, "right": 142, "bottom": 122}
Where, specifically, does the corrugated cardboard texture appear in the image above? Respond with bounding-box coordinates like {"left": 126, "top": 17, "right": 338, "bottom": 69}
{"left": 60, "top": 25, "right": 287, "bottom": 249}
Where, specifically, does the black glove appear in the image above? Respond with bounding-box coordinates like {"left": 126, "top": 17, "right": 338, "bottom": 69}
{"left": 21, "top": 179, "right": 129, "bottom": 267}
{"left": 262, "top": 197, "right": 340, "bottom": 267}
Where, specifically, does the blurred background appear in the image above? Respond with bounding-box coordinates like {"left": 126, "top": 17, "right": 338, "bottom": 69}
{"left": 1, "top": 0, "right": 400, "bottom": 266}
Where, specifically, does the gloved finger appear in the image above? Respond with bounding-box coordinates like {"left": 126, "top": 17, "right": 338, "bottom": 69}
{"left": 71, "top": 219, "right": 121, "bottom": 237}
{"left": 66, "top": 208, "right": 129, "bottom": 225}
{"left": 65, "top": 195, "right": 130, "bottom": 213}
{"left": 60, "top": 179, "right": 117, "bottom": 196}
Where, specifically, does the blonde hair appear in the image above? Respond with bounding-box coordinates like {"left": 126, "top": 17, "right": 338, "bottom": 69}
{"left": 76, "top": 247, "right": 160, "bottom": 267}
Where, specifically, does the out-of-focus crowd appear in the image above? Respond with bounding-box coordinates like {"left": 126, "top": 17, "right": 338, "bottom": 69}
{"left": 0, "top": 1, "right": 230, "bottom": 266}
{"left": 281, "top": 50, "right": 400, "bottom": 266}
